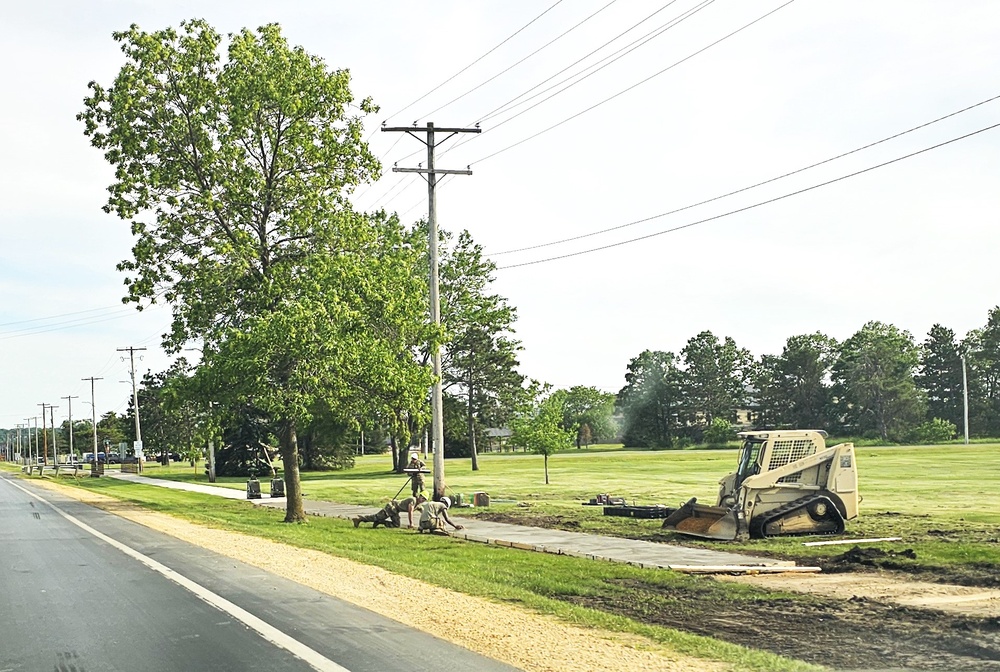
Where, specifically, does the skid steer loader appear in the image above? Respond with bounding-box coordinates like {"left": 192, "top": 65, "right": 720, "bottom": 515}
{"left": 662, "top": 430, "right": 859, "bottom": 540}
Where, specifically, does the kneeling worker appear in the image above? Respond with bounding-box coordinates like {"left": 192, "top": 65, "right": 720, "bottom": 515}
{"left": 417, "top": 496, "right": 464, "bottom": 535}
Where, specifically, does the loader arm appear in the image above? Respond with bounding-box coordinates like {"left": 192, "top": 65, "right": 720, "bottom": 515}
{"left": 739, "top": 442, "right": 858, "bottom": 519}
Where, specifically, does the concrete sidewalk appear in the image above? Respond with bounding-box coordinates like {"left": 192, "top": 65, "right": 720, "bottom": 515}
{"left": 110, "top": 472, "right": 804, "bottom": 572}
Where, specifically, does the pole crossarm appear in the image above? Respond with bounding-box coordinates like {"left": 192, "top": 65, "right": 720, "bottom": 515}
{"left": 392, "top": 167, "right": 473, "bottom": 175}
{"left": 381, "top": 126, "right": 481, "bottom": 133}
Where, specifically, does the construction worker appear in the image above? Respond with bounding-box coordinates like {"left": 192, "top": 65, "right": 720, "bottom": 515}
{"left": 405, "top": 451, "right": 426, "bottom": 498}
{"left": 416, "top": 496, "right": 464, "bottom": 535}
{"left": 353, "top": 494, "right": 426, "bottom": 529}
{"left": 396, "top": 492, "right": 427, "bottom": 528}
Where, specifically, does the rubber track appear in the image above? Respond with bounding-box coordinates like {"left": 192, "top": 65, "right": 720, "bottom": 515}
{"left": 749, "top": 493, "right": 845, "bottom": 538}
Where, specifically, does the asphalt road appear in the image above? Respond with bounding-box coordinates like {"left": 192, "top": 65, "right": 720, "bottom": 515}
{"left": 0, "top": 474, "right": 521, "bottom": 672}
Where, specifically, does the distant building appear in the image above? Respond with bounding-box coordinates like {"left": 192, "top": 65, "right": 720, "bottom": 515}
{"left": 484, "top": 427, "right": 513, "bottom": 452}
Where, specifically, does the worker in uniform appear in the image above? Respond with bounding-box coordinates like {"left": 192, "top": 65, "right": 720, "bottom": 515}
{"left": 353, "top": 494, "right": 426, "bottom": 528}
{"left": 416, "top": 496, "right": 464, "bottom": 535}
{"left": 394, "top": 493, "right": 426, "bottom": 528}
{"left": 405, "top": 451, "right": 426, "bottom": 498}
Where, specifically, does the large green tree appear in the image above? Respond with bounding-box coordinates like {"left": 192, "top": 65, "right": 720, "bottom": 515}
{"left": 681, "top": 331, "right": 753, "bottom": 427}
{"left": 557, "top": 386, "right": 617, "bottom": 448}
{"left": 833, "top": 321, "right": 925, "bottom": 441}
{"left": 753, "top": 333, "right": 837, "bottom": 430}
{"left": 80, "top": 21, "right": 431, "bottom": 521}
{"left": 424, "top": 227, "right": 524, "bottom": 471}
{"left": 441, "top": 232, "right": 523, "bottom": 471}
{"left": 616, "top": 350, "right": 685, "bottom": 448}
{"left": 917, "top": 324, "right": 966, "bottom": 432}
{"left": 963, "top": 306, "right": 1000, "bottom": 436}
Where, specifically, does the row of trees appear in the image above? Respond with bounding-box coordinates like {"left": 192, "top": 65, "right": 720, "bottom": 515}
{"left": 617, "top": 309, "right": 1000, "bottom": 447}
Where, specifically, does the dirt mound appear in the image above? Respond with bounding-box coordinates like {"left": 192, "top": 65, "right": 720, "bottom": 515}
{"left": 828, "top": 545, "right": 918, "bottom": 568}
{"left": 473, "top": 511, "right": 582, "bottom": 530}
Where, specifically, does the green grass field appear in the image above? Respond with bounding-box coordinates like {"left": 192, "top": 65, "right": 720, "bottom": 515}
{"left": 145, "top": 442, "right": 1000, "bottom": 573}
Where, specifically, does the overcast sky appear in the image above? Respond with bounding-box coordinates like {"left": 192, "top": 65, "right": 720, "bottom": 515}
{"left": 2, "top": 0, "right": 998, "bottom": 429}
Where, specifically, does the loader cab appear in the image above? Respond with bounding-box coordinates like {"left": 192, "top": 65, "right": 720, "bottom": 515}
{"left": 734, "top": 436, "right": 764, "bottom": 489}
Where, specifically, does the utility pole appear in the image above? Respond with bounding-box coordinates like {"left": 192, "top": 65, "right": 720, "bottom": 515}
{"left": 62, "top": 395, "right": 79, "bottom": 460}
{"left": 961, "top": 355, "right": 970, "bottom": 445}
{"left": 82, "top": 377, "right": 103, "bottom": 477}
{"left": 381, "top": 121, "right": 480, "bottom": 501}
{"left": 37, "top": 403, "right": 49, "bottom": 465}
{"left": 48, "top": 404, "right": 59, "bottom": 466}
{"left": 118, "top": 346, "right": 146, "bottom": 463}
{"left": 24, "top": 419, "right": 33, "bottom": 464}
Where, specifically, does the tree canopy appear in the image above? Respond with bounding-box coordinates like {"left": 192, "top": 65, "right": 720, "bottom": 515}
{"left": 80, "top": 20, "right": 431, "bottom": 520}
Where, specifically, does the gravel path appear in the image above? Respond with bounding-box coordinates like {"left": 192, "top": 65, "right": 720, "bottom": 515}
{"left": 35, "top": 479, "right": 725, "bottom": 672}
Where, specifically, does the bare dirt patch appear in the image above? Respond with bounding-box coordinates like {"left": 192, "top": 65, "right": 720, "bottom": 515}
{"left": 476, "top": 509, "right": 1000, "bottom": 670}
{"left": 718, "top": 572, "right": 1000, "bottom": 618}
{"left": 565, "top": 577, "right": 1000, "bottom": 671}
{"left": 473, "top": 511, "right": 583, "bottom": 530}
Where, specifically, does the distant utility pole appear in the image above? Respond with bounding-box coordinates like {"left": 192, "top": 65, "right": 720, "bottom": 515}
{"left": 118, "top": 346, "right": 146, "bottom": 460}
{"left": 62, "top": 395, "right": 79, "bottom": 459}
{"left": 24, "top": 418, "right": 33, "bottom": 464}
{"left": 82, "top": 377, "right": 103, "bottom": 477}
{"left": 37, "top": 403, "right": 49, "bottom": 465}
{"left": 381, "top": 121, "right": 480, "bottom": 501}
{"left": 48, "top": 404, "right": 59, "bottom": 466}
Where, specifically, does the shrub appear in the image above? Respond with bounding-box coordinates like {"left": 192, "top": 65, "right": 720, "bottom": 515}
{"left": 909, "top": 418, "right": 957, "bottom": 444}
{"left": 703, "top": 417, "right": 734, "bottom": 447}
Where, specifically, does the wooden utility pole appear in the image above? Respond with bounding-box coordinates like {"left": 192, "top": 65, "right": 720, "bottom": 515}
{"left": 381, "top": 122, "right": 480, "bottom": 500}
{"left": 61, "top": 395, "right": 79, "bottom": 460}
{"left": 118, "top": 346, "right": 147, "bottom": 462}
{"left": 48, "top": 405, "right": 59, "bottom": 465}
{"left": 37, "top": 403, "right": 48, "bottom": 465}
{"left": 82, "top": 377, "right": 103, "bottom": 477}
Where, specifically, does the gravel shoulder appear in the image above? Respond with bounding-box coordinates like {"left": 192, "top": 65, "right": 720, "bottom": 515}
{"left": 33, "top": 479, "right": 724, "bottom": 672}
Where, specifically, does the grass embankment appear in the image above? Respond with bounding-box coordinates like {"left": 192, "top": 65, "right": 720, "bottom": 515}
{"left": 47, "top": 475, "right": 816, "bottom": 672}
{"left": 148, "top": 443, "right": 1000, "bottom": 576}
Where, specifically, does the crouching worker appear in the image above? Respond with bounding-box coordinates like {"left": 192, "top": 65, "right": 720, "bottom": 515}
{"left": 417, "top": 496, "right": 464, "bottom": 535}
{"left": 353, "top": 493, "right": 426, "bottom": 529}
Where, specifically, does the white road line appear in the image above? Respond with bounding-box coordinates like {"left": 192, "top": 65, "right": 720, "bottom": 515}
{"left": 6, "top": 479, "right": 351, "bottom": 672}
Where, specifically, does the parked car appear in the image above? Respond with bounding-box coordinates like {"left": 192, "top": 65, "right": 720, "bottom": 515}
{"left": 83, "top": 452, "right": 107, "bottom": 464}
{"left": 107, "top": 452, "right": 122, "bottom": 464}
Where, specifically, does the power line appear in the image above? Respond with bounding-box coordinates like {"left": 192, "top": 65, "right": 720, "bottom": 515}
{"left": 0, "top": 305, "right": 127, "bottom": 328}
{"left": 416, "top": 0, "right": 621, "bottom": 121}
{"left": 470, "top": 0, "right": 796, "bottom": 166}
{"left": 382, "top": 0, "right": 565, "bottom": 125}
{"left": 494, "top": 92, "right": 1000, "bottom": 256}
{"left": 0, "top": 308, "right": 141, "bottom": 340}
{"left": 0, "top": 302, "right": 170, "bottom": 341}
{"left": 476, "top": 0, "right": 712, "bottom": 132}
{"left": 497, "top": 121, "right": 1000, "bottom": 269}
{"left": 396, "top": 0, "right": 713, "bottom": 168}
{"left": 475, "top": 0, "right": 686, "bottom": 125}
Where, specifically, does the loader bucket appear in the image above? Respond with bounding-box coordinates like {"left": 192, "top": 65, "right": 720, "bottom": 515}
{"left": 662, "top": 497, "right": 740, "bottom": 541}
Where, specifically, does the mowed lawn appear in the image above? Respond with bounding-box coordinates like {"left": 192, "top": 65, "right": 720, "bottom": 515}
{"left": 153, "top": 443, "right": 1000, "bottom": 520}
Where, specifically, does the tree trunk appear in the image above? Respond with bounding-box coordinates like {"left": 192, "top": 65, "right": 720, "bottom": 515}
{"left": 468, "top": 376, "right": 479, "bottom": 471}
{"left": 544, "top": 453, "right": 549, "bottom": 485}
{"left": 279, "top": 421, "right": 306, "bottom": 523}
{"left": 390, "top": 433, "right": 401, "bottom": 473}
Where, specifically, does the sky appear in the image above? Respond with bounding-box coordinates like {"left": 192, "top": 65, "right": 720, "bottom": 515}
{"left": 2, "top": 0, "right": 999, "bottom": 430}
